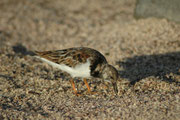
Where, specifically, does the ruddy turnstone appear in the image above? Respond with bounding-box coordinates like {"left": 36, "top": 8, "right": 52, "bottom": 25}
{"left": 35, "top": 47, "right": 118, "bottom": 96}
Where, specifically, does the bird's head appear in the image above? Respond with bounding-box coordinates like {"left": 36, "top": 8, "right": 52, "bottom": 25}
{"left": 101, "top": 64, "right": 119, "bottom": 94}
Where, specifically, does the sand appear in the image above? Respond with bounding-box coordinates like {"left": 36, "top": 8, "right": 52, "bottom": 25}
{"left": 0, "top": 0, "right": 179, "bottom": 119}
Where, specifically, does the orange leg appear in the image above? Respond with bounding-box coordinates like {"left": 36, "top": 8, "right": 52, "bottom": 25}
{"left": 70, "top": 78, "right": 81, "bottom": 96}
{"left": 83, "top": 78, "right": 96, "bottom": 94}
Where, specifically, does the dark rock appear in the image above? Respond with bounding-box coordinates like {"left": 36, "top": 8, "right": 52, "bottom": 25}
{"left": 135, "top": 0, "right": 180, "bottom": 23}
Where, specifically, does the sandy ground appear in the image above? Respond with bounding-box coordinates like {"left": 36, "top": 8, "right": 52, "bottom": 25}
{"left": 0, "top": 0, "right": 180, "bottom": 119}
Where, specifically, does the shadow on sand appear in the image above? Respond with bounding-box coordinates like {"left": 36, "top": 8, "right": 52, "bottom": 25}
{"left": 117, "top": 52, "right": 180, "bottom": 85}
{"left": 12, "top": 43, "right": 35, "bottom": 56}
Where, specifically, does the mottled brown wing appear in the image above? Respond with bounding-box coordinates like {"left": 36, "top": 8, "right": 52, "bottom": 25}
{"left": 35, "top": 48, "right": 92, "bottom": 67}
{"left": 35, "top": 50, "right": 64, "bottom": 64}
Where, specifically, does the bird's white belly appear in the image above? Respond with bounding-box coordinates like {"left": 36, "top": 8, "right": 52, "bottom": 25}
{"left": 36, "top": 57, "right": 91, "bottom": 78}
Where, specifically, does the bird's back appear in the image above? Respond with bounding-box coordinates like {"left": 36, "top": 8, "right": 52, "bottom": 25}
{"left": 35, "top": 47, "right": 108, "bottom": 77}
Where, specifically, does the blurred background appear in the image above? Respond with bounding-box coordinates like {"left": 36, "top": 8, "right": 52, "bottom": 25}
{"left": 1, "top": 0, "right": 180, "bottom": 59}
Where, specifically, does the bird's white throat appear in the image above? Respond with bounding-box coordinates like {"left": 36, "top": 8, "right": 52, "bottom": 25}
{"left": 36, "top": 56, "right": 91, "bottom": 78}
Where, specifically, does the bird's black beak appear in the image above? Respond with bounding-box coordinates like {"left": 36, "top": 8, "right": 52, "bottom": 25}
{"left": 112, "top": 82, "right": 118, "bottom": 94}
